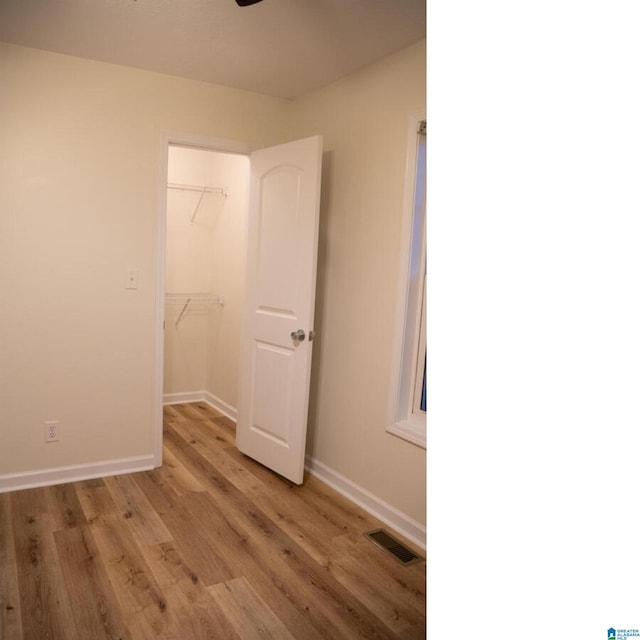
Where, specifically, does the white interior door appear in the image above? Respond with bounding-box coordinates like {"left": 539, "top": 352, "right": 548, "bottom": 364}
{"left": 236, "top": 135, "right": 323, "bottom": 484}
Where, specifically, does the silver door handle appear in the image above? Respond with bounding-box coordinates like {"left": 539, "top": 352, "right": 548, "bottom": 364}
{"left": 290, "top": 329, "right": 306, "bottom": 341}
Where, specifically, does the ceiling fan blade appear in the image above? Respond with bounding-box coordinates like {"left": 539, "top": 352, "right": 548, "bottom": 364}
{"left": 235, "top": 0, "right": 263, "bottom": 6}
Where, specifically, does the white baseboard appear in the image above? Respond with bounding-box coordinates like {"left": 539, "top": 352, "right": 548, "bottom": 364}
{"left": 305, "top": 456, "right": 426, "bottom": 551}
{"left": 0, "top": 454, "right": 156, "bottom": 494}
{"left": 201, "top": 391, "right": 237, "bottom": 422}
{"left": 163, "top": 391, "right": 206, "bottom": 405}
{"left": 163, "top": 390, "right": 237, "bottom": 422}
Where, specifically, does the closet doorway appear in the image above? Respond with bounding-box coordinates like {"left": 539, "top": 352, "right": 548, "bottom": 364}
{"left": 154, "top": 132, "right": 323, "bottom": 484}
{"left": 163, "top": 143, "right": 250, "bottom": 421}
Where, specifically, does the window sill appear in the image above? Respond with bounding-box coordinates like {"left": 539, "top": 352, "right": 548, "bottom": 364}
{"left": 387, "top": 417, "right": 426, "bottom": 449}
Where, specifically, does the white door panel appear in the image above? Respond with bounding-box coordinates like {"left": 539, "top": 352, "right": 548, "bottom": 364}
{"left": 256, "top": 167, "right": 302, "bottom": 313}
{"left": 236, "top": 135, "right": 322, "bottom": 484}
{"left": 250, "top": 341, "right": 295, "bottom": 445}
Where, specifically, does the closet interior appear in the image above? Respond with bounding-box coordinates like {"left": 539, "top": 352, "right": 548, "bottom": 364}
{"left": 163, "top": 145, "right": 249, "bottom": 419}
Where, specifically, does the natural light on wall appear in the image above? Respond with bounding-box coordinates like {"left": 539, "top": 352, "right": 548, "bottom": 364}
{"left": 387, "top": 115, "right": 426, "bottom": 449}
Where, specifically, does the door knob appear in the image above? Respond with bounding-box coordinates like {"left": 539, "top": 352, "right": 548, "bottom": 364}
{"left": 290, "top": 329, "right": 306, "bottom": 341}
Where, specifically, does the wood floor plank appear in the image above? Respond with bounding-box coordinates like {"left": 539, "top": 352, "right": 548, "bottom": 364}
{"left": 295, "top": 472, "right": 382, "bottom": 535}
{"left": 12, "top": 488, "right": 79, "bottom": 639}
{"left": 210, "top": 413, "right": 236, "bottom": 433}
{"left": 142, "top": 434, "right": 328, "bottom": 639}
{"left": 161, "top": 404, "right": 189, "bottom": 422}
{"left": 132, "top": 469, "right": 238, "bottom": 588}
{"left": 54, "top": 525, "right": 131, "bottom": 640}
{"left": 103, "top": 473, "right": 173, "bottom": 546}
{"left": 46, "top": 482, "right": 89, "bottom": 531}
{"left": 154, "top": 444, "right": 205, "bottom": 495}
{"left": 208, "top": 577, "right": 297, "bottom": 640}
{"left": 88, "top": 514, "right": 178, "bottom": 640}
{"left": 168, "top": 416, "right": 237, "bottom": 448}
{"left": 75, "top": 478, "right": 119, "bottom": 526}
{"left": 138, "top": 541, "right": 244, "bottom": 640}
{"left": 169, "top": 417, "right": 345, "bottom": 564}
{"left": 0, "top": 493, "right": 23, "bottom": 639}
{"left": 156, "top": 579, "right": 243, "bottom": 640}
{"left": 167, "top": 417, "right": 266, "bottom": 493}
{"left": 161, "top": 488, "right": 329, "bottom": 640}
{"left": 164, "top": 424, "right": 401, "bottom": 639}
{"left": 324, "top": 532, "right": 425, "bottom": 635}
{"left": 1, "top": 401, "right": 426, "bottom": 640}
{"left": 166, "top": 403, "right": 216, "bottom": 423}
{"left": 185, "top": 416, "right": 423, "bottom": 590}
{"left": 138, "top": 540, "right": 202, "bottom": 589}
{"left": 224, "top": 442, "right": 382, "bottom": 538}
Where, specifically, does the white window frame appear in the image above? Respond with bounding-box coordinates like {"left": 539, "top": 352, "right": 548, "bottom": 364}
{"left": 387, "top": 113, "right": 426, "bottom": 449}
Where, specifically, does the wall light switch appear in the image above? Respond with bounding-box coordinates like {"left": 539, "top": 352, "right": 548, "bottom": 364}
{"left": 126, "top": 269, "right": 139, "bottom": 290}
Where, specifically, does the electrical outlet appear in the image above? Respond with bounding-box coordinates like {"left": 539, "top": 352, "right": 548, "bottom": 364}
{"left": 45, "top": 420, "right": 59, "bottom": 443}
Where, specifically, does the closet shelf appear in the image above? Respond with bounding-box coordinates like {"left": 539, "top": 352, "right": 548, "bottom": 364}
{"left": 165, "top": 292, "right": 224, "bottom": 327}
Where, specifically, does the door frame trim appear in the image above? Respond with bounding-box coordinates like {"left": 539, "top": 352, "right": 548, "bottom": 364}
{"left": 154, "top": 131, "right": 259, "bottom": 467}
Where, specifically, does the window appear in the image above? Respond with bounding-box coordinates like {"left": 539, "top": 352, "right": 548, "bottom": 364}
{"left": 387, "top": 116, "right": 426, "bottom": 448}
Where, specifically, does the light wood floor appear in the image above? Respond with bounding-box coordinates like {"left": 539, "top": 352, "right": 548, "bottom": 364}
{"left": 0, "top": 402, "right": 426, "bottom": 639}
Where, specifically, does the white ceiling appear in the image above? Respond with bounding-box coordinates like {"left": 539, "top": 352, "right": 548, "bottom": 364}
{"left": 0, "top": 0, "right": 426, "bottom": 99}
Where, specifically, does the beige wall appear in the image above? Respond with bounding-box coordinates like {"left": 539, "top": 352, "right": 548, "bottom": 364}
{"left": 291, "top": 40, "right": 427, "bottom": 524}
{"left": 0, "top": 43, "right": 290, "bottom": 475}
{"left": 0, "top": 39, "right": 425, "bottom": 527}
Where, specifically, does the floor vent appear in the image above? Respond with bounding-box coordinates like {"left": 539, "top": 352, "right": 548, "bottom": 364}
{"left": 364, "top": 529, "right": 425, "bottom": 566}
